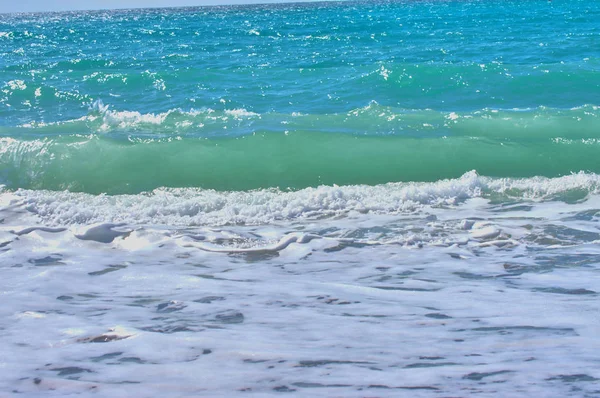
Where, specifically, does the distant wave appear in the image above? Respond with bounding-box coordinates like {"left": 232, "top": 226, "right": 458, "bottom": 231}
{"left": 7, "top": 100, "right": 600, "bottom": 139}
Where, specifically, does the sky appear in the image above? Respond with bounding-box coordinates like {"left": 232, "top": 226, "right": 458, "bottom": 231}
{"left": 0, "top": 0, "right": 307, "bottom": 14}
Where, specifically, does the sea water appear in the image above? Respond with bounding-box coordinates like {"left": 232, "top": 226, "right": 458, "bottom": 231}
{"left": 1, "top": 1, "right": 600, "bottom": 396}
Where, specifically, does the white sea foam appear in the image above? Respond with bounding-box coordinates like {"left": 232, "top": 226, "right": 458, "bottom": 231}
{"left": 224, "top": 108, "right": 260, "bottom": 118}
{"left": 6, "top": 79, "right": 27, "bottom": 90}
{"left": 2, "top": 172, "right": 600, "bottom": 396}
{"left": 2, "top": 171, "right": 600, "bottom": 228}
{"left": 82, "top": 100, "right": 260, "bottom": 131}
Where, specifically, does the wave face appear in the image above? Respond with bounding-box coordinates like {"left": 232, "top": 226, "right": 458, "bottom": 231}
{"left": 1, "top": 103, "right": 600, "bottom": 193}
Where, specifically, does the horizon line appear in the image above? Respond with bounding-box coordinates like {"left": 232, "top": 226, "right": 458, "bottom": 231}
{"left": 0, "top": 0, "right": 347, "bottom": 15}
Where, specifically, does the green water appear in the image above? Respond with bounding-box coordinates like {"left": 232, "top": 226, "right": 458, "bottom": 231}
{"left": 0, "top": 0, "right": 599, "bottom": 193}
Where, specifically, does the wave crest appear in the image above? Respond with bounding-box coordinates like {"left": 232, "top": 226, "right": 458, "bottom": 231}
{"left": 3, "top": 171, "right": 600, "bottom": 227}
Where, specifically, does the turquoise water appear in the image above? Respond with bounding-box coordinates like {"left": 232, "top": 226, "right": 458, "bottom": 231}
{"left": 3, "top": 2, "right": 600, "bottom": 397}
{"left": 1, "top": 0, "right": 599, "bottom": 193}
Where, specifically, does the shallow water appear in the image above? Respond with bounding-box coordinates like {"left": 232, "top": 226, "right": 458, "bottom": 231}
{"left": 2, "top": 179, "right": 600, "bottom": 396}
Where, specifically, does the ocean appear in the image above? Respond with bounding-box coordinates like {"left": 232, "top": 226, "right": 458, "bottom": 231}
{"left": 1, "top": 0, "right": 600, "bottom": 396}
